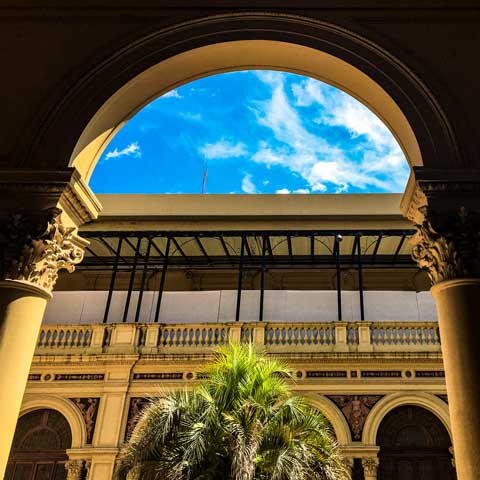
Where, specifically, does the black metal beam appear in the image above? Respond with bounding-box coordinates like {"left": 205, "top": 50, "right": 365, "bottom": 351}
{"left": 134, "top": 238, "right": 152, "bottom": 323}
{"left": 195, "top": 236, "right": 211, "bottom": 264}
{"left": 310, "top": 235, "right": 315, "bottom": 262}
{"left": 82, "top": 229, "right": 415, "bottom": 239}
{"left": 171, "top": 237, "right": 190, "bottom": 263}
{"left": 122, "top": 236, "right": 142, "bottom": 323}
{"left": 235, "top": 236, "right": 245, "bottom": 322}
{"left": 351, "top": 235, "right": 359, "bottom": 262}
{"left": 99, "top": 237, "right": 127, "bottom": 262}
{"left": 259, "top": 236, "right": 267, "bottom": 322}
{"left": 150, "top": 239, "right": 165, "bottom": 257}
{"left": 393, "top": 234, "right": 407, "bottom": 263}
{"left": 219, "top": 237, "right": 232, "bottom": 263}
{"left": 287, "top": 235, "right": 293, "bottom": 261}
{"left": 357, "top": 235, "right": 365, "bottom": 321}
{"left": 244, "top": 238, "right": 253, "bottom": 257}
{"left": 154, "top": 237, "right": 171, "bottom": 323}
{"left": 371, "top": 234, "right": 383, "bottom": 264}
{"left": 335, "top": 235, "right": 342, "bottom": 322}
{"left": 103, "top": 237, "right": 123, "bottom": 323}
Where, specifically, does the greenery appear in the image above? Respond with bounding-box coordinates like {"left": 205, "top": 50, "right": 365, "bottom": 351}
{"left": 115, "top": 343, "right": 350, "bottom": 480}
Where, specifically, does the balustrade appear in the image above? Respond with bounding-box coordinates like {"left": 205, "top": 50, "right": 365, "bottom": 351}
{"left": 34, "top": 321, "right": 441, "bottom": 355}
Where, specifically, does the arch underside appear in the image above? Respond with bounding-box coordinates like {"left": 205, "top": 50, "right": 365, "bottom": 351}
{"left": 20, "top": 14, "right": 459, "bottom": 178}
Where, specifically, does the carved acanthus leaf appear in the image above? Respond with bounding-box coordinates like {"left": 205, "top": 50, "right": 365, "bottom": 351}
{"left": 411, "top": 206, "right": 480, "bottom": 284}
{"left": 0, "top": 208, "right": 85, "bottom": 292}
{"left": 65, "top": 460, "right": 84, "bottom": 480}
{"left": 361, "top": 457, "right": 379, "bottom": 475}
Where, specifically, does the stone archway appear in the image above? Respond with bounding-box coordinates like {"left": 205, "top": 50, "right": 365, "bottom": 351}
{"left": 19, "top": 13, "right": 461, "bottom": 177}
{"left": 376, "top": 405, "right": 455, "bottom": 480}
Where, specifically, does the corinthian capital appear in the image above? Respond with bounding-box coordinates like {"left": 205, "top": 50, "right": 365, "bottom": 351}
{"left": 0, "top": 208, "right": 87, "bottom": 293}
{"left": 361, "top": 456, "right": 379, "bottom": 477}
{"left": 65, "top": 460, "right": 84, "bottom": 480}
{"left": 0, "top": 168, "right": 101, "bottom": 293}
{"left": 401, "top": 168, "right": 480, "bottom": 284}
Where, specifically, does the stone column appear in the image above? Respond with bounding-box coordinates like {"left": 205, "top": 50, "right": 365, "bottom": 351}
{"left": 0, "top": 169, "right": 101, "bottom": 479}
{"left": 401, "top": 168, "right": 480, "bottom": 480}
{"left": 362, "top": 457, "right": 379, "bottom": 480}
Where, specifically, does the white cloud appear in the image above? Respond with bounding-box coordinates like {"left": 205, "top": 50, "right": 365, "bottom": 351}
{"left": 162, "top": 89, "right": 182, "bottom": 99}
{"left": 180, "top": 112, "right": 202, "bottom": 121}
{"left": 199, "top": 140, "right": 248, "bottom": 160}
{"left": 251, "top": 73, "right": 409, "bottom": 193}
{"left": 241, "top": 174, "right": 257, "bottom": 193}
{"left": 105, "top": 142, "right": 141, "bottom": 160}
{"left": 276, "top": 188, "right": 290, "bottom": 194}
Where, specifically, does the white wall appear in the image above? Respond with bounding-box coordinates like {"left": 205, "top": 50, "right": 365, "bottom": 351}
{"left": 42, "top": 290, "right": 438, "bottom": 325}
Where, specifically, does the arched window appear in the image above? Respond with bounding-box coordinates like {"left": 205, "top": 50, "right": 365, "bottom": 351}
{"left": 377, "top": 406, "right": 454, "bottom": 480}
{"left": 5, "top": 409, "right": 72, "bottom": 480}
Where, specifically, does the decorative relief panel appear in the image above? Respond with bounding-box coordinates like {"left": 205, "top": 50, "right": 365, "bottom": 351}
{"left": 133, "top": 372, "right": 183, "bottom": 380}
{"left": 327, "top": 395, "right": 383, "bottom": 440}
{"left": 125, "top": 397, "right": 150, "bottom": 440}
{"left": 306, "top": 371, "right": 347, "bottom": 378}
{"left": 361, "top": 370, "right": 401, "bottom": 378}
{"left": 415, "top": 370, "right": 445, "bottom": 378}
{"left": 69, "top": 397, "right": 100, "bottom": 444}
{"left": 55, "top": 373, "right": 104, "bottom": 381}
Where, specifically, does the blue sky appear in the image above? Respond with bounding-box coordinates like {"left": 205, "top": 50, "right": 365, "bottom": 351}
{"left": 90, "top": 71, "right": 409, "bottom": 194}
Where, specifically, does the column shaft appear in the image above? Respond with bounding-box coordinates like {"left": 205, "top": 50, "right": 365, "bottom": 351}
{"left": 0, "top": 281, "right": 51, "bottom": 478}
{"left": 432, "top": 279, "right": 480, "bottom": 479}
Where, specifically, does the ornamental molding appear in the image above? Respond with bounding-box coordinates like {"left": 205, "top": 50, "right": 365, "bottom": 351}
{"left": 401, "top": 169, "right": 480, "bottom": 284}
{"left": 0, "top": 208, "right": 87, "bottom": 293}
{"left": 0, "top": 168, "right": 101, "bottom": 224}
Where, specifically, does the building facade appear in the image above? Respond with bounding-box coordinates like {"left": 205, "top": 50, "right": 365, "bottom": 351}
{"left": 6, "top": 195, "right": 455, "bottom": 480}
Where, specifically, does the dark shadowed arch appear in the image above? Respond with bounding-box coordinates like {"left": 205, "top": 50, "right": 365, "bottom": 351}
{"left": 18, "top": 13, "right": 460, "bottom": 178}
{"left": 5, "top": 409, "right": 72, "bottom": 480}
{"left": 377, "top": 406, "right": 455, "bottom": 480}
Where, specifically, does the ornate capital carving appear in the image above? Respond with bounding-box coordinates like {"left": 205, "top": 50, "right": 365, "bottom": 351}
{"left": 401, "top": 169, "right": 480, "bottom": 284}
{"left": 65, "top": 460, "right": 84, "bottom": 480}
{"left": 361, "top": 457, "right": 379, "bottom": 477}
{"left": 0, "top": 208, "right": 87, "bottom": 293}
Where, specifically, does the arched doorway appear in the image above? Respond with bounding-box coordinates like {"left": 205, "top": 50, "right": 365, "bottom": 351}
{"left": 377, "top": 406, "right": 455, "bottom": 480}
{"left": 5, "top": 409, "right": 72, "bottom": 480}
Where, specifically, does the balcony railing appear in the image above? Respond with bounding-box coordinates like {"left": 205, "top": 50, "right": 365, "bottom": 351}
{"left": 35, "top": 321, "right": 441, "bottom": 356}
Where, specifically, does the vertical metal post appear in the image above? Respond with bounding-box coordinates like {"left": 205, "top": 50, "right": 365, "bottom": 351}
{"left": 103, "top": 237, "right": 123, "bottom": 324}
{"left": 357, "top": 234, "right": 365, "bottom": 321}
{"left": 335, "top": 235, "right": 342, "bottom": 322}
{"left": 235, "top": 236, "right": 245, "bottom": 322}
{"left": 154, "top": 237, "right": 171, "bottom": 323}
{"left": 259, "top": 236, "right": 266, "bottom": 322}
{"left": 134, "top": 237, "right": 152, "bottom": 323}
{"left": 123, "top": 236, "right": 142, "bottom": 323}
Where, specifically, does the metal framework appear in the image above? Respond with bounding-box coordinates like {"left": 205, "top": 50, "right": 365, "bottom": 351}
{"left": 80, "top": 229, "right": 416, "bottom": 324}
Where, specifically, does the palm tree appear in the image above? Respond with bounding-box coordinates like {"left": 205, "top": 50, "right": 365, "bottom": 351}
{"left": 115, "top": 343, "right": 350, "bottom": 480}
